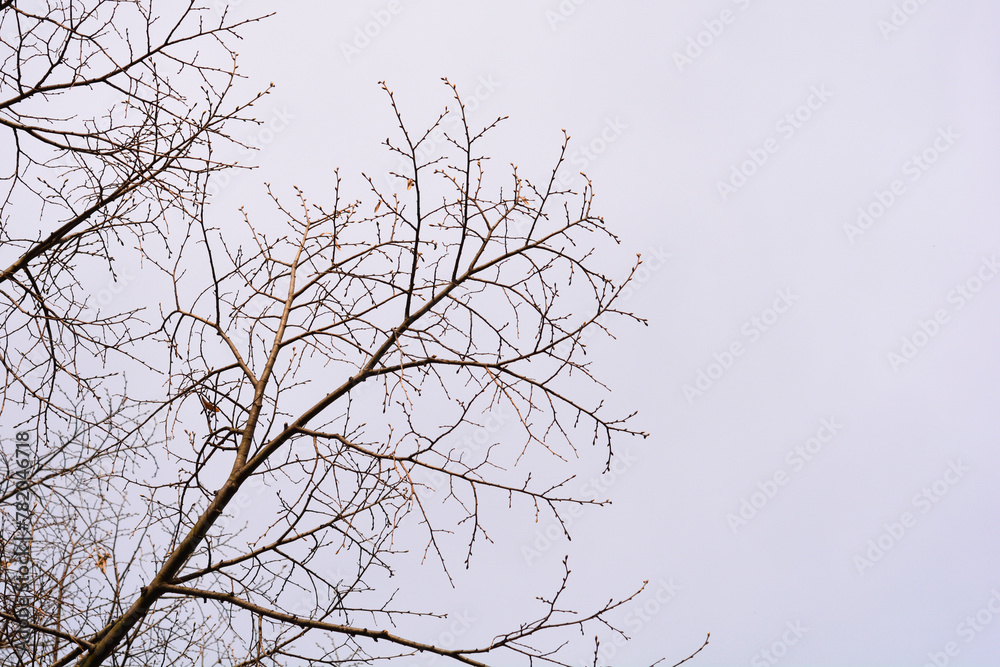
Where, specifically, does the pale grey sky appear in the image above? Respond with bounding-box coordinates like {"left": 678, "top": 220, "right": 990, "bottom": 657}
{"left": 203, "top": 2, "right": 1000, "bottom": 665}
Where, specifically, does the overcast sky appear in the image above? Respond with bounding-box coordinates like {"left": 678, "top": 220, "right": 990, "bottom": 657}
{"left": 206, "top": 2, "right": 1000, "bottom": 665}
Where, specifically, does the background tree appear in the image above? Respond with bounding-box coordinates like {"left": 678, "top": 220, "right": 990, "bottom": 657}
{"left": 0, "top": 1, "right": 265, "bottom": 663}
{"left": 0, "top": 2, "right": 709, "bottom": 665}
{"left": 0, "top": 0, "right": 265, "bottom": 439}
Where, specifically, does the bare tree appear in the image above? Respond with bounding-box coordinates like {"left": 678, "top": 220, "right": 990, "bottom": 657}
{"left": 0, "top": 0, "right": 266, "bottom": 424}
{"left": 0, "top": 3, "right": 709, "bottom": 665}
{"left": 0, "top": 1, "right": 265, "bottom": 663}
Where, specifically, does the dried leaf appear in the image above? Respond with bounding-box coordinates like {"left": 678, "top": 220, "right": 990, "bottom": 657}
{"left": 406, "top": 178, "right": 414, "bottom": 190}
{"left": 374, "top": 200, "right": 381, "bottom": 213}
{"left": 201, "top": 397, "right": 220, "bottom": 414}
